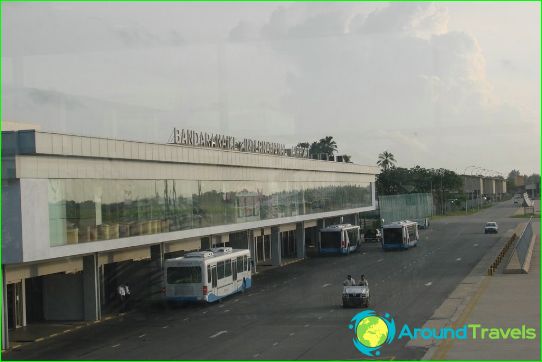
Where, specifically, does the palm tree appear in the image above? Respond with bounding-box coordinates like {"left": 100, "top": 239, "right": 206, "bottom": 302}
{"left": 319, "top": 136, "right": 338, "bottom": 155}
{"left": 377, "top": 151, "right": 396, "bottom": 171}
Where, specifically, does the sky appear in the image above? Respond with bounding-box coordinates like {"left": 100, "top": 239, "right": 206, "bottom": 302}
{"left": 2, "top": 2, "right": 540, "bottom": 175}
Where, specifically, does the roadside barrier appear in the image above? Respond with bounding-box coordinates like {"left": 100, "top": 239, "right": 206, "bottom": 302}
{"left": 515, "top": 217, "right": 534, "bottom": 266}
{"left": 504, "top": 217, "right": 535, "bottom": 274}
{"left": 487, "top": 233, "right": 517, "bottom": 276}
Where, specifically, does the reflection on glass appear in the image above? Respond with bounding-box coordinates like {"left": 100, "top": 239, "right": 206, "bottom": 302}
{"left": 48, "top": 179, "right": 371, "bottom": 246}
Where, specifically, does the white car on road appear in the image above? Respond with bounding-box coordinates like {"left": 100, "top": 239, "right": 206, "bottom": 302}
{"left": 484, "top": 222, "right": 499, "bottom": 234}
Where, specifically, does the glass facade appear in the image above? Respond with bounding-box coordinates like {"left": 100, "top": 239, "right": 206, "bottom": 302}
{"left": 48, "top": 179, "right": 372, "bottom": 247}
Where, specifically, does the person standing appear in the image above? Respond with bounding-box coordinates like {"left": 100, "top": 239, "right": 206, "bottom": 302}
{"left": 117, "top": 284, "right": 126, "bottom": 312}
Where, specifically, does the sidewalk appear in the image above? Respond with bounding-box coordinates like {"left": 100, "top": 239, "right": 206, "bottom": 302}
{"left": 4, "top": 313, "right": 124, "bottom": 351}
{"left": 432, "top": 222, "right": 540, "bottom": 360}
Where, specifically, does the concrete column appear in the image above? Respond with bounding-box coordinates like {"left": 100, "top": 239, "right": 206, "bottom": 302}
{"left": 271, "top": 226, "right": 281, "bottom": 266}
{"left": 353, "top": 213, "right": 360, "bottom": 227}
{"left": 150, "top": 244, "right": 163, "bottom": 268}
{"left": 150, "top": 244, "right": 164, "bottom": 300}
{"left": 83, "top": 254, "right": 101, "bottom": 321}
{"left": 316, "top": 219, "right": 325, "bottom": 250}
{"left": 21, "top": 278, "right": 26, "bottom": 327}
{"left": 201, "top": 237, "right": 211, "bottom": 250}
{"left": 295, "top": 222, "right": 305, "bottom": 259}
{"left": 2, "top": 265, "right": 9, "bottom": 350}
{"left": 249, "top": 231, "right": 256, "bottom": 273}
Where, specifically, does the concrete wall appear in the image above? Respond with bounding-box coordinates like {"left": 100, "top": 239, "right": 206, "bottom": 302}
{"left": 20, "top": 179, "right": 50, "bottom": 263}
{"left": 463, "top": 176, "right": 483, "bottom": 194}
{"left": 2, "top": 180, "right": 23, "bottom": 264}
{"left": 42, "top": 273, "right": 84, "bottom": 321}
{"left": 483, "top": 178, "right": 496, "bottom": 195}
{"left": 19, "top": 131, "right": 378, "bottom": 176}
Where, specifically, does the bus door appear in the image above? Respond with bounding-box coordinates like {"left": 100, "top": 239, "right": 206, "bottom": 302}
{"left": 211, "top": 265, "right": 218, "bottom": 296}
{"left": 232, "top": 259, "right": 238, "bottom": 288}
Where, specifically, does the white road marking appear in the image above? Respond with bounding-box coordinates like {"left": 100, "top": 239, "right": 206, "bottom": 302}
{"left": 202, "top": 311, "right": 208, "bottom": 314}
{"left": 425, "top": 282, "right": 432, "bottom": 287}
{"left": 111, "top": 344, "right": 120, "bottom": 348}
{"left": 322, "top": 283, "right": 332, "bottom": 288}
{"left": 456, "top": 257, "right": 462, "bottom": 261}
{"left": 289, "top": 332, "right": 295, "bottom": 336}
{"left": 304, "top": 324, "right": 310, "bottom": 328}
{"left": 273, "top": 342, "right": 279, "bottom": 346}
{"left": 183, "top": 317, "right": 189, "bottom": 321}
{"left": 253, "top": 353, "right": 260, "bottom": 358}
{"left": 377, "top": 258, "right": 384, "bottom": 262}
{"left": 362, "top": 252, "right": 366, "bottom": 255}
{"left": 209, "top": 330, "right": 228, "bottom": 339}
{"left": 473, "top": 243, "right": 479, "bottom": 247}
{"left": 219, "top": 304, "right": 224, "bottom": 308}
{"left": 329, "top": 309, "right": 334, "bottom": 312}
{"left": 139, "top": 334, "right": 146, "bottom": 338}
{"left": 224, "top": 309, "right": 231, "bottom": 313}
{"left": 162, "top": 325, "right": 168, "bottom": 329}
{"left": 317, "top": 316, "right": 323, "bottom": 320}
{"left": 233, "top": 299, "right": 239, "bottom": 303}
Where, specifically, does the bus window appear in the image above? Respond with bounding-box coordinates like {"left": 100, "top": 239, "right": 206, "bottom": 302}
{"left": 407, "top": 225, "right": 417, "bottom": 241}
{"left": 167, "top": 266, "right": 201, "bottom": 284}
{"left": 232, "top": 260, "right": 237, "bottom": 281}
{"left": 207, "top": 265, "right": 211, "bottom": 283}
{"left": 217, "top": 261, "right": 225, "bottom": 279}
{"left": 321, "top": 232, "right": 341, "bottom": 248}
{"left": 383, "top": 228, "right": 403, "bottom": 244}
{"left": 346, "top": 229, "right": 359, "bottom": 245}
{"left": 243, "top": 256, "right": 248, "bottom": 271}
{"left": 225, "top": 259, "right": 232, "bottom": 277}
{"left": 237, "top": 256, "right": 243, "bottom": 273}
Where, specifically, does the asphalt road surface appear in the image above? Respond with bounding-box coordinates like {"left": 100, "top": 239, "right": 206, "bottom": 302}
{"left": 4, "top": 201, "right": 524, "bottom": 360}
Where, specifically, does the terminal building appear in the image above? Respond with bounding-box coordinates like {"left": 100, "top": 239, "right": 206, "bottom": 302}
{"left": 1, "top": 129, "right": 379, "bottom": 348}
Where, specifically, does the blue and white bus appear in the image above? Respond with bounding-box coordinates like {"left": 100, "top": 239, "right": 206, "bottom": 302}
{"left": 164, "top": 247, "right": 252, "bottom": 303}
{"left": 319, "top": 224, "right": 361, "bottom": 255}
{"left": 381, "top": 220, "right": 419, "bottom": 250}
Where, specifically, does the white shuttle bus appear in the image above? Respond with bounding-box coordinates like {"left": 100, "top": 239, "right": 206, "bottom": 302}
{"left": 319, "top": 224, "right": 361, "bottom": 255}
{"left": 381, "top": 220, "right": 419, "bottom": 250}
{"left": 164, "top": 247, "right": 252, "bottom": 303}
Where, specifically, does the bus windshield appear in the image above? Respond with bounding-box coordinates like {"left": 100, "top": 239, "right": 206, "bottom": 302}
{"left": 167, "top": 266, "right": 202, "bottom": 284}
{"left": 383, "top": 228, "right": 403, "bottom": 244}
{"left": 321, "top": 231, "right": 341, "bottom": 248}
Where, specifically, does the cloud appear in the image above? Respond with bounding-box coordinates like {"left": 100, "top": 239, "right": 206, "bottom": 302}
{"left": 229, "top": 20, "right": 257, "bottom": 41}
{"left": 353, "top": 2, "right": 448, "bottom": 37}
{"left": 2, "top": 3, "right": 184, "bottom": 56}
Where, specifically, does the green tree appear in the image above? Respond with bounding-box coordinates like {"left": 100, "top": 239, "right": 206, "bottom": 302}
{"left": 318, "top": 136, "right": 338, "bottom": 155}
{"left": 507, "top": 169, "right": 521, "bottom": 182}
{"left": 377, "top": 151, "right": 396, "bottom": 171}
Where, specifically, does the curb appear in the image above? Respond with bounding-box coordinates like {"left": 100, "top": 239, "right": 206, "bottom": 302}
{"left": 2, "top": 312, "right": 128, "bottom": 353}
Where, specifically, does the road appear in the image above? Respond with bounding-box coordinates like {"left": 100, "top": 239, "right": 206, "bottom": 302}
{"left": 4, "top": 200, "right": 523, "bottom": 360}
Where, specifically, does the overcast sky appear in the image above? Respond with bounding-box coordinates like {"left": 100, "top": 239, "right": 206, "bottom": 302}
{"left": 2, "top": 2, "right": 540, "bottom": 175}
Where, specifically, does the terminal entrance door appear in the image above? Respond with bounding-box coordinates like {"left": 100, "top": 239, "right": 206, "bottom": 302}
{"left": 6, "top": 282, "right": 23, "bottom": 329}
